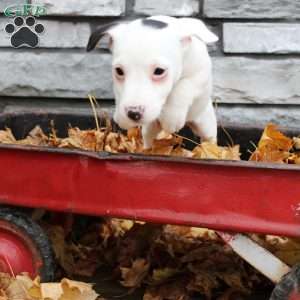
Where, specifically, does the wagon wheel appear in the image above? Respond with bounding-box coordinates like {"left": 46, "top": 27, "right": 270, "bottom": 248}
{"left": 270, "top": 264, "right": 300, "bottom": 300}
{"left": 0, "top": 207, "right": 54, "bottom": 282}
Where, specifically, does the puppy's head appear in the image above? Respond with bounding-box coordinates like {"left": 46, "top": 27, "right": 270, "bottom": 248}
{"left": 87, "top": 16, "right": 218, "bottom": 129}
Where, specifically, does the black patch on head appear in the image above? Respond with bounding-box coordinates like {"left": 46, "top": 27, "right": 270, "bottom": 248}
{"left": 142, "top": 19, "right": 168, "bottom": 29}
{"left": 86, "top": 22, "right": 120, "bottom": 52}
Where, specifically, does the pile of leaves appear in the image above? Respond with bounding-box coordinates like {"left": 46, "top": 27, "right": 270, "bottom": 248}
{"left": 44, "top": 218, "right": 270, "bottom": 300}
{"left": 41, "top": 216, "right": 300, "bottom": 300}
{"left": 0, "top": 120, "right": 299, "bottom": 164}
{"left": 1, "top": 121, "right": 300, "bottom": 299}
{"left": 0, "top": 122, "right": 240, "bottom": 160}
{"left": 0, "top": 273, "right": 98, "bottom": 300}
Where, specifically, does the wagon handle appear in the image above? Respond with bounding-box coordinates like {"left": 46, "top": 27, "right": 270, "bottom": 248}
{"left": 217, "top": 231, "right": 291, "bottom": 284}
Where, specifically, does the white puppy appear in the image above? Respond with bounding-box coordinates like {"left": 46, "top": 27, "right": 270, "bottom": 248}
{"left": 87, "top": 16, "right": 218, "bottom": 148}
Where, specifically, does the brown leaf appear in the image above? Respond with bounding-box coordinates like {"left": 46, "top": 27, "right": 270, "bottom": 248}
{"left": 46, "top": 225, "right": 76, "bottom": 276}
{"left": 118, "top": 223, "right": 162, "bottom": 266}
{"left": 293, "top": 137, "right": 300, "bottom": 150}
{"left": 286, "top": 153, "right": 300, "bottom": 164}
{"left": 120, "top": 258, "right": 150, "bottom": 288}
{"left": 0, "top": 273, "right": 12, "bottom": 291}
{"left": 250, "top": 124, "right": 293, "bottom": 163}
{"left": 144, "top": 281, "right": 189, "bottom": 300}
{"left": 170, "top": 147, "right": 193, "bottom": 158}
{"left": 5, "top": 274, "right": 35, "bottom": 300}
{"left": 59, "top": 278, "right": 98, "bottom": 300}
{"left": 127, "top": 127, "right": 142, "bottom": 141}
{"left": 28, "top": 277, "right": 99, "bottom": 300}
{"left": 0, "top": 128, "right": 16, "bottom": 144}
{"left": 193, "top": 142, "right": 240, "bottom": 160}
{"left": 0, "top": 289, "right": 8, "bottom": 300}
{"left": 216, "top": 288, "right": 247, "bottom": 300}
{"left": 265, "top": 236, "right": 300, "bottom": 266}
{"left": 187, "top": 271, "right": 219, "bottom": 299}
{"left": 17, "top": 126, "right": 49, "bottom": 146}
{"left": 143, "top": 131, "right": 182, "bottom": 156}
{"left": 104, "top": 132, "right": 143, "bottom": 153}
{"left": 59, "top": 128, "right": 105, "bottom": 151}
{"left": 151, "top": 268, "right": 179, "bottom": 284}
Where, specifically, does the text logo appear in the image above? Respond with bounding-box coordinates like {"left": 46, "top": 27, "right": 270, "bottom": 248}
{"left": 4, "top": 4, "right": 47, "bottom": 17}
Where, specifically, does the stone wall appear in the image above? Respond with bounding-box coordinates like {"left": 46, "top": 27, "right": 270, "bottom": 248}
{"left": 0, "top": 0, "right": 300, "bottom": 128}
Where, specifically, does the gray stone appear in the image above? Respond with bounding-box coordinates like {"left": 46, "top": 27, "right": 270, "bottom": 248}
{"left": 1, "top": 52, "right": 300, "bottom": 105}
{"left": 223, "top": 23, "right": 300, "bottom": 54}
{"left": 0, "top": 18, "right": 91, "bottom": 48}
{"left": 32, "top": 0, "right": 125, "bottom": 16}
{"left": 134, "top": 0, "right": 199, "bottom": 16}
{"left": 2, "top": 99, "right": 115, "bottom": 117}
{"left": 0, "top": 0, "right": 25, "bottom": 13}
{"left": 0, "top": 51, "right": 113, "bottom": 99}
{"left": 212, "top": 57, "right": 300, "bottom": 104}
{"left": 203, "top": 0, "right": 300, "bottom": 19}
{"left": 217, "top": 105, "right": 300, "bottom": 131}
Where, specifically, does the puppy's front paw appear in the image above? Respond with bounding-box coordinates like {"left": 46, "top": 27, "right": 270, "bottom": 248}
{"left": 143, "top": 135, "right": 154, "bottom": 149}
{"left": 142, "top": 121, "right": 161, "bottom": 149}
{"left": 159, "top": 109, "right": 186, "bottom": 134}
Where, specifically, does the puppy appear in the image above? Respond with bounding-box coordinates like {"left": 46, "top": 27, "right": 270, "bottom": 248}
{"left": 87, "top": 16, "right": 218, "bottom": 148}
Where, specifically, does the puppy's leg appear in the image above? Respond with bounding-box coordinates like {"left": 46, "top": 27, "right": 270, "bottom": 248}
{"left": 159, "top": 79, "right": 194, "bottom": 134}
{"left": 142, "top": 121, "right": 161, "bottom": 149}
{"left": 190, "top": 102, "right": 217, "bottom": 143}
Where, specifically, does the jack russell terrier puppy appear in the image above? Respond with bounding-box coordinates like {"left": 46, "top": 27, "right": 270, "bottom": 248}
{"left": 87, "top": 16, "right": 218, "bottom": 149}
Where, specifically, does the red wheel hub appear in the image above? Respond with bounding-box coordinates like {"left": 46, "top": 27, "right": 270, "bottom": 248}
{"left": 289, "top": 291, "right": 300, "bottom": 300}
{"left": 0, "top": 220, "right": 42, "bottom": 278}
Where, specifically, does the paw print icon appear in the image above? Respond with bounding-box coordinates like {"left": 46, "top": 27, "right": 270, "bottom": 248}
{"left": 5, "top": 16, "right": 44, "bottom": 48}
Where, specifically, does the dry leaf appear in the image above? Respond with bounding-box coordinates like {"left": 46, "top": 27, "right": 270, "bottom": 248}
{"left": 0, "top": 128, "right": 16, "bottom": 144}
{"left": 59, "top": 279, "right": 98, "bottom": 300}
{"left": 144, "top": 281, "right": 189, "bottom": 300}
{"left": 59, "top": 128, "right": 105, "bottom": 151}
{"left": 143, "top": 131, "right": 183, "bottom": 156}
{"left": 46, "top": 225, "right": 75, "bottom": 275}
{"left": 29, "top": 278, "right": 99, "bottom": 300}
{"left": 0, "top": 273, "right": 98, "bottom": 300}
{"left": 250, "top": 124, "right": 293, "bottom": 163}
{"left": 0, "top": 273, "right": 12, "bottom": 291}
{"left": 4, "top": 274, "right": 34, "bottom": 300}
{"left": 171, "top": 147, "right": 193, "bottom": 158}
{"left": 151, "top": 268, "right": 179, "bottom": 283}
{"left": 17, "top": 126, "right": 49, "bottom": 146}
{"left": 120, "top": 258, "right": 150, "bottom": 288}
{"left": 0, "top": 290, "right": 8, "bottom": 300}
{"left": 265, "top": 236, "right": 300, "bottom": 266}
{"left": 193, "top": 142, "right": 240, "bottom": 160}
{"left": 293, "top": 137, "right": 300, "bottom": 150}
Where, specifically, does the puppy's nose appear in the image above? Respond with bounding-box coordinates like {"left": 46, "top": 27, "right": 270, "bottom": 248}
{"left": 127, "top": 110, "right": 142, "bottom": 121}
{"left": 126, "top": 106, "right": 144, "bottom": 122}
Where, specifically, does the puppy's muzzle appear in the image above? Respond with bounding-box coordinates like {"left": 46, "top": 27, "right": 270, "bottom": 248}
{"left": 126, "top": 106, "right": 145, "bottom": 122}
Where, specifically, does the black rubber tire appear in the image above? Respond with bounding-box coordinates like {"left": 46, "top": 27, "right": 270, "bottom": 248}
{"left": 0, "top": 207, "right": 55, "bottom": 282}
{"left": 270, "top": 264, "right": 300, "bottom": 300}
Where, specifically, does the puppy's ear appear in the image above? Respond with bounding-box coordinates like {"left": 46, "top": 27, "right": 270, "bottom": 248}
{"left": 148, "top": 16, "right": 218, "bottom": 45}
{"left": 86, "top": 22, "right": 121, "bottom": 52}
{"left": 178, "top": 18, "right": 218, "bottom": 44}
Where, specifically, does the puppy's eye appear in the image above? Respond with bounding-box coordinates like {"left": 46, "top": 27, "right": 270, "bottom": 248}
{"left": 153, "top": 68, "right": 165, "bottom": 76}
{"left": 115, "top": 67, "right": 124, "bottom": 76}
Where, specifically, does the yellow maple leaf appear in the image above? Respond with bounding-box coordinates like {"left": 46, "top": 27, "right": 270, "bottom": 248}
{"left": 250, "top": 124, "right": 293, "bottom": 163}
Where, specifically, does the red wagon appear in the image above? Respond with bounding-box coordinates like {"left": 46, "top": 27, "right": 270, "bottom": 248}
{"left": 0, "top": 111, "right": 299, "bottom": 300}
